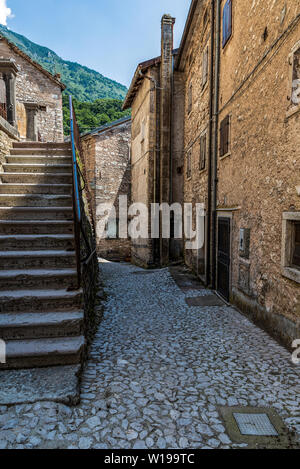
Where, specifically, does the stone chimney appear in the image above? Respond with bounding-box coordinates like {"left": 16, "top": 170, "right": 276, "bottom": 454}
{"left": 159, "top": 14, "right": 175, "bottom": 265}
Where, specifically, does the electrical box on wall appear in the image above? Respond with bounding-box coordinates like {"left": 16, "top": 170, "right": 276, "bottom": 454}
{"left": 239, "top": 228, "right": 250, "bottom": 259}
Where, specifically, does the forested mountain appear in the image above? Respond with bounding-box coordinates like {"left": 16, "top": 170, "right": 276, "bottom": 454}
{"left": 0, "top": 25, "right": 127, "bottom": 102}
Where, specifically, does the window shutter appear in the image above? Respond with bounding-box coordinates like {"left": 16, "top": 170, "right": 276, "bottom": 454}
{"left": 223, "top": 0, "right": 232, "bottom": 47}
{"left": 202, "top": 47, "right": 208, "bottom": 86}
{"left": 228, "top": 0, "right": 232, "bottom": 39}
{"left": 225, "top": 115, "right": 230, "bottom": 154}
{"left": 220, "top": 116, "right": 230, "bottom": 157}
{"left": 220, "top": 120, "right": 225, "bottom": 156}
{"left": 200, "top": 133, "right": 207, "bottom": 170}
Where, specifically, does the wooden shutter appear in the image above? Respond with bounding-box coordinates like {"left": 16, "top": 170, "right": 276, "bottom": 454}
{"left": 220, "top": 115, "right": 230, "bottom": 157}
{"left": 187, "top": 150, "right": 192, "bottom": 178}
{"left": 188, "top": 83, "right": 193, "bottom": 113}
{"left": 202, "top": 46, "right": 208, "bottom": 86}
{"left": 200, "top": 133, "right": 207, "bottom": 170}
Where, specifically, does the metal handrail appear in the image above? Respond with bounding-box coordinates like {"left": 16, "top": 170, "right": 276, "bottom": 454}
{"left": 69, "top": 95, "right": 96, "bottom": 288}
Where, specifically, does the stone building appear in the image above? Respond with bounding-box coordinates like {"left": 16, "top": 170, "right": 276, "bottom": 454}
{"left": 0, "top": 33, "right": 64, "bottom": 165}
{"left": 124, "top": 0, "right": 300, "bottom": 348}
{"left": 123, "top": 16, "right": 184, "bottom": 268}
{"left": 81, "top": 117, "right": 132, "bottom": 261}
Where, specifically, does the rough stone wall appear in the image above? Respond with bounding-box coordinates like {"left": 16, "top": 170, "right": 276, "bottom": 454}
{"left": 130, "top": 70, "right": 158, "bottom": 267}
{"left": 0, "top": 124, "right": 14, "bottom": 170}
{"left": 170, "top": 70, "right": 185, "bottom": 261}
{"left": 179, "top": 0, "right": 212, "bottom": 279}
{"left": 217, "top": 0, "right": 300, "bottom": 345}
{"left": 0, "top": 40, "right": 64, "bottom": 142}
{"left": 81, "top": 135, "right": 96, "bottom": 219}
{"left": 82, "top": 120, "right": 132, "bottom": 261}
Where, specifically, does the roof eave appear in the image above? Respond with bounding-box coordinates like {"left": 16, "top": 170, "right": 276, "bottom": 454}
{"left": 0, "top": 36, "right": 66, "bottom": 90}
{"left": 175, "top": 0, "right": 198, "bottom": 71}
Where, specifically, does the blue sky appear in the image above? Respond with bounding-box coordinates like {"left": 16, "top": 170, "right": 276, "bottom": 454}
{"left": 2, "top": 0, "right": 190, "bottom": 87}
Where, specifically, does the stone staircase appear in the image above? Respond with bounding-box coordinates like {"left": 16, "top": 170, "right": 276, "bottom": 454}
{"left": 0, "top": 142, "right": 85, "bottom": 369}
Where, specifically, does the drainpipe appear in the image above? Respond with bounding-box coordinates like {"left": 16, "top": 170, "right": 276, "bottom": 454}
{"left": 211, "top": 0, "right": 221, "bottom": 289}
{"left": 206, "top": 0, "right": 215, "bottom": 287}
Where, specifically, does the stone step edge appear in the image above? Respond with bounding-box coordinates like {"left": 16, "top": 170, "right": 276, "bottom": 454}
{"left": 0, "top": 250, "right": 76, "bottom": 258}
{"left": 0, "top": 288, "right": 83, "bottom": 299}
{"left": 4, "top": 336, "right": 85, "bottom": 358}
{"left": 0, "top": 266, "right": 76, "bottom": 276}
{"left": 0, "top": 235, "right": 74, "bottom": 241}
{"left": 0, "top": 311, "right": 84, "bottom": 327}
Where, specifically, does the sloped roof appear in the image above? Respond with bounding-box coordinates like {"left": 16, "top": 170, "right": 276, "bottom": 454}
{"left": 0, "top": 35, "right": 66, "bottom": 90}
{"left": 81, "top": 116, "right": 131, "bottom": 139}
{"left": 123, "top": 50, "right": 178, "bottom": 110}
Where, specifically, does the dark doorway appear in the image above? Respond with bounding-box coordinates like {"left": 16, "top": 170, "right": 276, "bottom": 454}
{"left": 217, "top": 217, "right": 231, "bottom": 301}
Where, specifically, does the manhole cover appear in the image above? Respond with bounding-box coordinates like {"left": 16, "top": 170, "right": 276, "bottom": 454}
{"left": 132, "top": 271, "right": 156, "bottom": 275}
{"left": 233, "top": 413, "right": 278, "bottom": 436}
{"left": 185, "top": 295, "right": 225, "bottom": 307}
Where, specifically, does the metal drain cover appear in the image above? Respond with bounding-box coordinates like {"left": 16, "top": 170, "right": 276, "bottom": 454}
{"left": 185, "top": 295, "right": 225, "bottom": 307}
{"left": 233, "top": 413, "right": 278, "bottom": 436}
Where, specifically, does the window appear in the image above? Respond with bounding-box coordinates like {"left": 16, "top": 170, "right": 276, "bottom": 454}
{"left": 222, "top": 0, "right": 232, "bottom": 48}
{"left": 220, "top": 115, "right": 230, "bottom": 157}
{"left": 0, "top": 74, "right": 7, "bottom": 120}
{"left": 288, "top": 44, "right": 300, "bottom": 115}
{"left": 187, "top": 150, "right": 192, "bottom": 179}
{"left": 281, "top": 213, "right": 300, "bottom": 283}
{"left": 199, "top": 131, "right": 207, "bottom": 171}
{"left": 188, "top": 82, "right": 193, "bottom": 114}
{"left": 292, "top": 222, "right": 300, "bottom": 268}
{"left": 202, "top": 46, "right": 209, "bottom": 87}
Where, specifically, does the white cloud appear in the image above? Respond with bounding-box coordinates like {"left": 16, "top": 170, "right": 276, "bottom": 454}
{"left": 0, "top": 0, "right": 13, "bottom": 26}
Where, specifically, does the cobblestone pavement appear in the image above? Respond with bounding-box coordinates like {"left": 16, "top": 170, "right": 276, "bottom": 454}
{"left": 1, "top": 260, "right": 300, "bottom": 449}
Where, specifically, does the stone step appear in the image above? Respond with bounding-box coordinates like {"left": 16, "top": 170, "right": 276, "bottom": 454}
{"left": 0, "top": 206, "right": 73, "bottom": 220}
{"left": 0, "top": 288, "right": 83, "bottom": 313}
{"left": 0, "top": 234, "right": 74, "bottom": 251}
{"left": 0, "top": 220, "right": 74, "bottom": 235}
{"left": 6, "top": 155, "right": 72, "bottom": 165}
{"left": 13, "top": 142, "right": 71, "bottom": 150}
{"left": 0, "top": 336, "right": 85, "bottom": 369}
{"left": 10, "top": 148, "right": 72, "bottom": 156}
{"left": 0, "top": 268, "right": 78, "bottom": 290}
{"left": 3, "top": 163, "right": 72, "bottom": 174}
{"left": 0, "top": 172, "right": 72, "bottom": 184}
{"left": 0, "top": 311, "right": 84, "bottom": 340}
{"left": 0, "top": 250, "right": 76, "bottom": 270}
{"left": 0, "top": 183, "right": 72, "bottom": 195}
{"left": 0, "top": 194, "right": 72, "bottom": 208}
